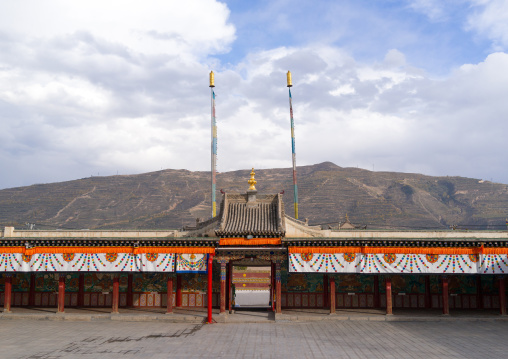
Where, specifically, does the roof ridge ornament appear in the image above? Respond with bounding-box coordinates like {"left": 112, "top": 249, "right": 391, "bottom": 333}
{"left": 248, "top": 168, "right": 257, "bottom": 191}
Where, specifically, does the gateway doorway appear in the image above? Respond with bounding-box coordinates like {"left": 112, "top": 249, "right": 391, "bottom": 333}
{"left": 233, "top": 263, "right": 271, "bottom": 309}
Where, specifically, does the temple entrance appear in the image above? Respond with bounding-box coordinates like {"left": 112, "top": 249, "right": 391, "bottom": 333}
{"left": 216, "top": 248, "right": 286, "bottom": 314}
{"left": 229, "top": 256, "right": 273, "bottom": 309}
{"left": 233, "top": 265, "right": 271, "bottom": 308}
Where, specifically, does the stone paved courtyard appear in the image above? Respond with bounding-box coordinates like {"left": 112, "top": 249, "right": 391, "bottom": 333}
{"left": 0, "top": 318, "right": 507, "bottom": 358}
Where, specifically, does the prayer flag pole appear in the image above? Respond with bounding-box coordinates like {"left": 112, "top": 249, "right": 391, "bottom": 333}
{"left": 287, "top": 71, "right": 299, "bottom": 219}
{"left": 210, "top": 71, "right": 217, "bottom": 217}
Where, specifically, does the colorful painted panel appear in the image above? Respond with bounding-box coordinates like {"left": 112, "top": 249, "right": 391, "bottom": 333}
{"left": 85, "top": 273, "right": 113, "bottom": 292}
{"left": 64, "top": 273, "right": 80, "bottom": 293}
{"left": 334, "top": 274, "right": 375, "bottom": 293}
{"left": 34, "top": 274, "right": 58, "bottom": 292}
{"left": 284, "top": 273, "right": 324, "bottom": 293}
{"left": 133, "top": 273, "right": 167, "bottom": 292}
{"left": 388, "top": 275, "right": 425, "bottom": 294}
{"left": 12, "top": 273, "right": 31, "bottom": 292}
{"left": 480, "top": 276, "right": 498, "bottom": 295}
{"left": 176, "top": 254, "right": 207, "bottom": 273}
{"left": 429, "top": 275, "right": 442, "bottom": 294}
{"left": 449, "top": 275, "right": 477, "bottom": 294}
{"left": 181, "top": 273, "right": 207, "bottom": 292}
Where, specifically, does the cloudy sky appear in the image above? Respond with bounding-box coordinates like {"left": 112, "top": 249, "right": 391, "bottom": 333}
{"left": 1, "top": 0, "right": 507, "bottom": 189}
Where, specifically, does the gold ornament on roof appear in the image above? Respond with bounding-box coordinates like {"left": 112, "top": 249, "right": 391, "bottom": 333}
{"left": 248, "top": 168, "right": 257, "bottom": 190}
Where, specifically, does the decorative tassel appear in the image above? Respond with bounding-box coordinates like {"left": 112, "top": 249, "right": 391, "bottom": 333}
{"left": 0, "top": 246, "right": 215, "bottom": 255}
{"left": 133, "top": 247, "right": 215, "bottom": 254}
{"left": 219, "top": 238, "right": 281, "bottom": 246}
{"left": 288, "top": 246, "right": 504, "bottom": 255}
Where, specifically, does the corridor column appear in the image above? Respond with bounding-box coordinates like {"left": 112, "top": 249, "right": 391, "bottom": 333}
{"left": 386, "top": 277, "right": 393, "bottom": 315}
{"left": 275, "top": 261, "right": 282, "bottom": 314}
{"left": 207, "top": 254, "right": 214, "bottom": 323}
{"left": 442, "top": 276, "right": 449, "bottom": 315}
{"left": 3, "top": 274, "right": 12, "bottom": 313}
{"left": 329, "top": 275, "right": 336, "bottom": 314}
{"left": 57, "top": 274, "right": 65, "bottom": 313}
{"left": 112, "top": 275, "right": 119, "bottom": 314}
{"left": 166, "top": 274, "right": 173, "bottom": 314}
{"left": 499, "top": 276, "right": 506, "bottom": 315}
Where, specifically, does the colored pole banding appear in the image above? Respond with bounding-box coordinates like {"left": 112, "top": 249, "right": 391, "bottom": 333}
{"left": 288, "top": 87, "right": 299, "bottom": 219}
{"left": 211, "top": 82, "right": 217, "bottom": 217}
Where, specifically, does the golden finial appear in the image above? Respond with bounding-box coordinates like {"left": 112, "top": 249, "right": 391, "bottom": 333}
{"left": 248, "top": 168, "right": 257, "bottom": 191}
{"left": 345, "top": 213, "right": 349, "bottom": 222}
{"left": 209, "top": 71, "right": 215, "bottom": 88}
{"left": 286, "top": 71, "right": 292, "bottom": 87}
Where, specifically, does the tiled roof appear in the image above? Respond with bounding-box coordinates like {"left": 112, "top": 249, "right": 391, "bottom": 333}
{"left": 215, "top": 193, "right": 285, "bottom": 237}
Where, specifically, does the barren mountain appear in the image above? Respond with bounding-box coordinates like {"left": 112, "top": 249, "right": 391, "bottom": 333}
{"left": 1, "top": 162, "right": 507, "bottom": 230}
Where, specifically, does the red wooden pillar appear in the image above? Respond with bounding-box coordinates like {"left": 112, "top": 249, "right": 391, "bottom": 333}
{"left": 499, "top": 277, "right": 506, "bottom": 315}
{"left": 442, "top": 276, "right": 449, "bottom": 315}
{"left": 207, "top": 254, "right": 214, "bottom": 323}
{"left": 323, "top": 274, "right": 329, "bottom": 308}
{"left": 329, "top": 275, "right": 336, "bottom": 314}
{"left": 424, "top": 276, "right": 431, "bottom": 309}
{"left": 57, "top": 274, "right": 65, "bottom": 313}
{"left": 386, "top": 277, "right": 393, "bottom": 315}
{"left": 176, "top": 274, "right": 182, "bottom": 308}
{"left": 127, "top": 274, "right": 133, "bottom": 307}
{"left": 477, "top": 275, "right": 483, "bottom": 309}
{"left": 275, "top": 262, "right": 282, "bottom": 314}
{"left": 374, "top": 275, "right": 380, "bottom": 308}
{"left": 220, "top": 260, "right": 227, "bottom": 314}
{"left": 78, "top": 274, "right": 85, "bottom": 307}
{"left": 29, "top": 273, "right": 36, "bottom": 307}
{"left": 228, "top": 262, "right": 233, "bottom": 312}
{"left": 166, "top": 275, "right": 173, "bottom": 314}
{"left": 3, "top": 274, "right": 12, "bottom": 313}
{"left": 112, "top": 275, "right": 119, "bottom": 314}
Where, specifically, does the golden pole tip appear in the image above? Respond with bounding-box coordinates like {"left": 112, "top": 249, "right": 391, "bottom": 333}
{"left": 286, "top": 71, "right": 292, "bottom": 87}
{"left": 209, "top": 71, "right": 215, "bottom": 88}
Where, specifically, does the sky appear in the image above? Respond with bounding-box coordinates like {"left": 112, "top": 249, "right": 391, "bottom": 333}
{"left": 1, "top": 0, "right": 508, "bottom": 189}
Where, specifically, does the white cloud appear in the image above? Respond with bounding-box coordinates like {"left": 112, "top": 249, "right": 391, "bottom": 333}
{"left": 211, "top": 47, "right": 508, "bottom": 184}
{"left": 466, "top": 0, "right": 508, "bottom": 49}
{"left": 0, "top": 0, "right": 235, "bottom": 58}
{"left": 1, "top": 1, "right": 508, "bottom": 191}
{"left": 407, "top": 0, "right": 450, "bottom": 21}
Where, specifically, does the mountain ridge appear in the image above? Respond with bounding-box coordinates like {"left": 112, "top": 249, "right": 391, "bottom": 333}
{"left": 1, "top": 162, "right": 507, "bottom": 231}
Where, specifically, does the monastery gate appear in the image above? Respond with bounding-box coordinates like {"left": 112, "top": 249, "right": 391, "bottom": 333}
{"left": 1, "top": 182, "right": 508, "bottom": 320}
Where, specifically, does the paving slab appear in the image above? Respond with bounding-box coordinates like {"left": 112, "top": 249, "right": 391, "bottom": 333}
{"left": 0, "top": 319, "right": 507, "bottom": 358}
